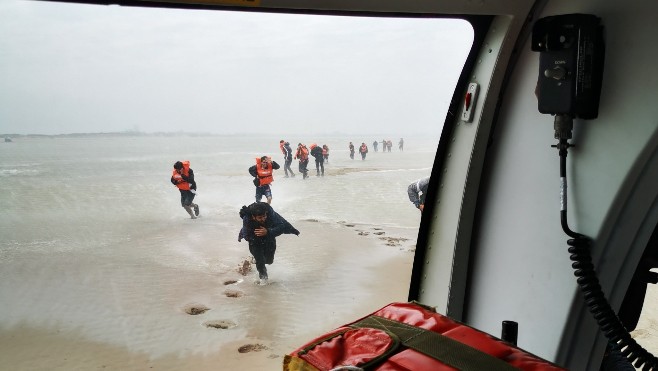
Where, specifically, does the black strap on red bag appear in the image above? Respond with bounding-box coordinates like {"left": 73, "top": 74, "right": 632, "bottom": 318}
{"left": 349, "top": 315, "right": 519, "bottom": 371}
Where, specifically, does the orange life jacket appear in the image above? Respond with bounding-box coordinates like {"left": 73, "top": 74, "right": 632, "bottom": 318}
{"left": 172, "top": 160, "right": 191, "bottom": 190}
{"left": 322, "top": 147, "right": 328, "bottom": 155}
{"left": 295, "top": 146, "right": 308, "bottom": 161}
{"left": 255, "top": 157, "right": 274, "bottom": 186}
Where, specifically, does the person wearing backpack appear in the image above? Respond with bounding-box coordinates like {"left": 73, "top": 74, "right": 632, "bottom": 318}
{"left": 309, "top": 143, "right": 325, "bottom": 177}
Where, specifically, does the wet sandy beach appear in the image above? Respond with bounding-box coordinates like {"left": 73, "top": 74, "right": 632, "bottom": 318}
{"left": 0, "top": 219, "right": 417, "bottom": 370}
{"left": 1, "top": 216, "right": 657, "bottom": 370}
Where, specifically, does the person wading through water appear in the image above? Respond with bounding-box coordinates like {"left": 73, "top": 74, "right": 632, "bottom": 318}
{"left": 281, "top": 141, "right": 295, "bottom": 178}
{"left": 171, "top": 160, "right": 200, "bottom": 219}
{"left": 238, "top": 202, "right": 300, "bottom": 285}
{"left": 249, "top": 156, "right": 280, "bottom": 204}
{"left": 294, "top": 143, "right": 310, "bottom": 179}
{"left": 309, "top": 143, "right": 325, "bottom": 177}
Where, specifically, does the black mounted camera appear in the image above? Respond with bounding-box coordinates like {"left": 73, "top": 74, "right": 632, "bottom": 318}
{"left": 531, "top": 14, "right": 605, "bottom": 119}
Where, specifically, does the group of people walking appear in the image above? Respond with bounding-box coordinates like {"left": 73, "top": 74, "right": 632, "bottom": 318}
{"left": 279, "top": 140, "right": 329, "bottom": 179}
{"left": 348, "top": 142, "right": 370, "bottom": 160}
{"left": 170, "top": 139, "right": 422, "bottom": 286}
{"left": 372, "top": 138, "right": 403, "bottom": 152}
{"left": 171, "top": 139, "right": 324, "bottom": 286}
{"left": 170, "top": 157, "right": 299, "bottom": 286}
{"left": 244, "top": 140, "right": 331, "bottom": 208}
{"left": 349, "top": 138, "right": 404, "bottom": 160}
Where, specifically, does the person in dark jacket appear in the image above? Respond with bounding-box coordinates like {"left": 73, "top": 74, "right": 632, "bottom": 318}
{"left": 309, "top": 143, "right": 325, "bottom": 176}
{"left": 238, "top": 202, "right": 300, "bottom": 285}
{"left": 282, "top": 141, "right": 295, "bottom": 178}
{"left": 248, "top": 156, "right": 280, "bottom": 204}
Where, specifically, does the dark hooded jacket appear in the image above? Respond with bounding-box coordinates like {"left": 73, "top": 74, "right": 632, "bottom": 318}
{"left": 238, "top": 203, "right": 300, "bottom": 243}
{"left": 310, "top": 145, "right": 324, "bottom": 161}
{"left": 283, "top": 143, "right": 294, "bottom": 161}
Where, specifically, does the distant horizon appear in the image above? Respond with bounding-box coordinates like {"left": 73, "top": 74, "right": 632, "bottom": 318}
{"left": 0, "top": 1, "right": 471, "bottom": 137}
{"left": 1, "top": 131, "right": 426, "bottom": 138}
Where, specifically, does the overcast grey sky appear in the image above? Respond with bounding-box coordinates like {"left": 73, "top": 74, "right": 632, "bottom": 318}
{"left": 0, "top": 1, "right": 472, "bottom": 136}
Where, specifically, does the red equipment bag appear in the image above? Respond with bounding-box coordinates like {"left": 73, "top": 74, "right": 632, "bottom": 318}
{"left": 283, "top": 302, "right": 565, "bottom": 371}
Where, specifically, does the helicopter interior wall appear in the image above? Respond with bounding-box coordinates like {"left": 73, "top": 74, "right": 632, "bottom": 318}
{"left": 465, "top": 0, "right": 658, "bottom": 367}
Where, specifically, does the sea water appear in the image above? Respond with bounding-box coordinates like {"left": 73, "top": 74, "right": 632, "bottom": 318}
{"left": 0, "top": 134, "right": 437, "bottom": 362}
{"left": 0, "top": 134, "right": 436, "bottom": 253}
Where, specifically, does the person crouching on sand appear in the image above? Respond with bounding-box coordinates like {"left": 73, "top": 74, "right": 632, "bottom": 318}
{"left": 171, "top": 160, "right": 200, "bottom": 219}
{"left": 408, "top": 176, "right": 430, "bottom": 212}
{"left": 238, "top": 202, "right": 300, "bottom": 285}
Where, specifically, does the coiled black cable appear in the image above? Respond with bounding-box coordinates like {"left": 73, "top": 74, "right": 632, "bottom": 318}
{"left": 557, "top": 138, "right": 658, "bottom": 370}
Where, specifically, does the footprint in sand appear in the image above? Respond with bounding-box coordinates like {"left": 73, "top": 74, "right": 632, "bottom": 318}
{"left": 253, "top": 278, "right": 275, "bottom": 286}
{"left": 358, "top": 231, "right": 370, "bottom": 236}
{"left": 238, "top": 344, "right": 268, "bottom": 353}
{"left": 223, "top": 279, "right": 239, "bottom": 285}
{"left": 379, "top": 236, "right": 409, "bottom": 246}
{"left": 204, "top": 320, "right": 237, "bottom": 329}
{"left": 184, "top": 304, "right": 210, "bottom": 315}
{"left": 224, "top": 289, "right": 243, "bottom": 298}
{"left": 373, "top": 231, "right": 385, "bottom": 235}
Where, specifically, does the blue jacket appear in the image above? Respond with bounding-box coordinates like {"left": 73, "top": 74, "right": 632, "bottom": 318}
{"left": 238, "top": 203, "right": 300, "bottom": 243}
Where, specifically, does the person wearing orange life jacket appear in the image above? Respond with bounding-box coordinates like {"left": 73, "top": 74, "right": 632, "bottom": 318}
{"left": 359, "top": 142, "right": 369, "bottom": 160}
{"left": 294, "top": 143, "right": 310, "bottom": 179}
{"left": 322, "top": 144, "right": 329, "bottom": 164}
{"left": 309, "top": 143, "right": 324, "bottom": 177}
{"left": 248, "top": 156, "right": 280, "bottom": 204}
{"left": 170, "top": 160, "right": 200, "bottom": 219}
